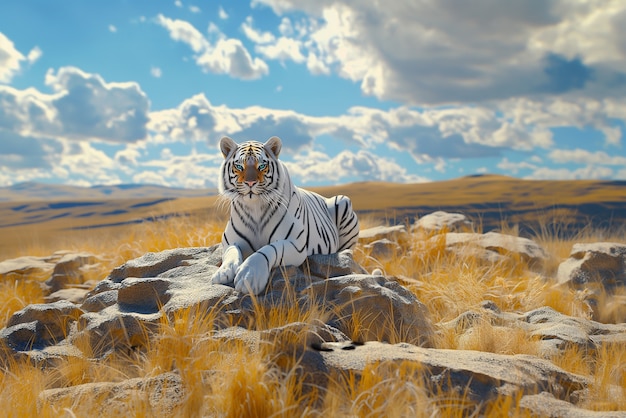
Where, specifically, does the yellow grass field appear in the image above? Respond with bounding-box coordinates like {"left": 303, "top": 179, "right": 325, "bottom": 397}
{"left": 0, "top": 176, "right": 625, "bottom": 416}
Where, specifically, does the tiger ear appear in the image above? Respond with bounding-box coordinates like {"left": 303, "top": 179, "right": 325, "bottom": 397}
{"left": 219, "top": 136, "right": 238, "bottom": 158}
{"left": 264, "top": 136, "right": 282, "bottom": 158}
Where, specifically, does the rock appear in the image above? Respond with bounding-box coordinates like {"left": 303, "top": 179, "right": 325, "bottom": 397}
{"left": 304, "top": 341, "right": 588, "bottom": 403}
{"left": 430, "top": 232, "right": 548, "bottom": 270}
{"left": 44, "top": 287, "right": 91, "bottom": 304}
{"left": 363, "top": 238, "right": 401, "bottom": 258}
{"left": 81, "top": 290, "right": 118, "bottom": 312}
{"left": 520, "top": 392, "right": 626, "bottom": 418}
{"left": 413, "top": 211, "right": 473, "bottom": 233}
{"left": 443, "top": 305, "right": 626, "bottom": 357}
{"left": 38, "top": 372, "right": 184, "bottom": 416}
{"left": 557, "top": 242, "right": 626, "bottom": 289}
{"left": 358, "top": 225, "right": 407, "bottom": 243}
{"left": 44, "top": 252, "right": 98, "bottom": 293}
{"left": 2, "top": 300, "right": 83, "bottom": 350}
{"left": 305, "top": 275, "right": 433, "bottom": 346}
{"left": 117, "top": 277, "right": 172, "bottom": 313}
{"left": 0, "top": 255, "right": 56, "bottom": 279}
{"left": 297, "top": 250, "right": 368, "bottom": 278}
{"left": 107, "top": 246, "right": 221, "bottom": 283}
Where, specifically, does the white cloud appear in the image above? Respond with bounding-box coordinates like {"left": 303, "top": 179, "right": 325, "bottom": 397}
{"left": 241, "top": 17, "right": 276, "bottom": 44}
{"left": 151, "top": 67, "right": 162, "bottom": 78}
{"left": 189, "top": 5, "right": 201, "bottom": 13}
{"left": 57, "top": 141, "right": 121, "bottom": 185}
{"left": 156, "top": 14, "right": 269, "bottom": 80}
{"left": 0, "top": 32, "right": 26, "bottom": 83}
{"left": 142, "top": 151, "right": 222, "bottom": 188}
{"left": 108, "top": 24, "right": 117, "bottom": 33}
{"left": 252, "top": 0, "right": 626, "bottom": 106}
{"left": 527, "top": 165, "right": 614, "bottom": 180}
{"left": 133, "top": 170, "right": 169, "bottom": 187}
{"left": 218, "top": 6, "right": 229, "bottom": 20}
{"left": 256, "top": 37, "right": 306, "bottom": 63}
{"left": 306, "top": 52, "right": 329, "bottom": 75}
{"left": 278, "top": 17, "right": 294, "bottom": 36}
{"left": 0, "top": 66, "right": 149, "bottom": 143}
{"left": 285, "top": 149, "right": 428, "bottom": 184}
{"left": 497, "top": 158, "right": 538, "bottom": 175}
{"left": 44, "top": 67, "right": 150, "bottom": 142}
{"left": 156, "top": 14, "right": 208, "bottom": 53}
{"left": 498, "top": 97, "right": 624, "bottom": 146}
{"left": 26, "top": 46, "right": 42, "bottom": 64}
{"left": 549, "top": 148, "right": 626, "bottom": 166}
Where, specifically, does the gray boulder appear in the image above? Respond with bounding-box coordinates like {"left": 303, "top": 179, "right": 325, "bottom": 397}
{"left": 444, "top": 304, "right": 626, "bottom": 357}
{"left": 2, "top": 300, "right": 83, "bottom": 351}
{"left": 363, "top": 238, "right": 401, "bottom": 259}
{"left": 0, "top": 255, "right": 56, "bottom": 279}
{"left": 44, "top": 252, "right": 99, "bottom": 293}
{"left": 304, "top": 341, "right": 588, "bottom": 404}
{"left": 520, "top": 392, "right": 626, "bottom": 418}
{"left": 429, "top": 231, "right": 548, "bottom": 270}
{"left": 38, "top": 372, "right": 184, "bottom": 416}
{"left": 557, "top": 242, "right": 626, "bottom": 289}
{"left": 358, "top": 225, "right": 407, "bottom": 243}
{"left": 413, "top": 211, "right": 473, "bottom": 233}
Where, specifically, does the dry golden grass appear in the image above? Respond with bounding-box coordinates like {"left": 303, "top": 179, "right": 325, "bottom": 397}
{"left": 0, "top": 211, "right": 625, "bottom": 416}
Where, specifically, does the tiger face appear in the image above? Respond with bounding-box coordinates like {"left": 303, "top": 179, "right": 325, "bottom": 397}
{"left": 219, "top": 136, "right": 283, "bottom": 199}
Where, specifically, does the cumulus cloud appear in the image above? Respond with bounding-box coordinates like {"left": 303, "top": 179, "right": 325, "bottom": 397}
{"left": 0, "top": 66, "right": 149, "bottom": 143}
{"left": 548, "top": 148, "right": 626, "bottom": 166}
{"left": 148, "top": 93, "right": 317, "bottom": 150}
{"left": 0, "top": 66, "right": 153, "bottom": 186}
{"left": 498, "top": 97, "right": 624, "bottom": 146}
{"left": 142, "top": 151, "right": 223, "bottom": 188}
{"left": 527, "top": 165, "right": 615, "bottom": 180}
{"left": 0, "top": 32, "right": 26, "bottom": 83}
{"left": 46, "top": 67, "right": 150, "bottom": 142}
{"left": 148, "top": 93, "right": 577, "bottom": 165}
{"left": 285, "top": 149, "right": 428, "bottom": 184}
{"left": 156, "top": 14, "right": 269, "bottom": 80}
{"left": 251, "top": 0, "right": 626, "bottom": 105}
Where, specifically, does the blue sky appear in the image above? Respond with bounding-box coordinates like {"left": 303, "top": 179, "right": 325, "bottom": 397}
{"left": 1, "top": 0, "right": 626, "bottom": 188}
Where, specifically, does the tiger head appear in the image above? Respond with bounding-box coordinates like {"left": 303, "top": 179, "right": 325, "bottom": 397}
{"left": 218, "top": 136, "right": 283, "bottom": 201}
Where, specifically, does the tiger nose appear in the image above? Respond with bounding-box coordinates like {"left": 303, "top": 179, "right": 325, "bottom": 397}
{"left": 245, "top": 180, "right": 257, "bottom": 187}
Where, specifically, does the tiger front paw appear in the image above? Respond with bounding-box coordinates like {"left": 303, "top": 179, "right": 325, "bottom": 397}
{"left": 234, "top": 253, "right": 271, "bottom": 295}
{"left": 211, "top": 245, "right": 242, "bottom": 286}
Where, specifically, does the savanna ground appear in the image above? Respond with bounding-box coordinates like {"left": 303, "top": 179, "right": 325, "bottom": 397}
{"left": 0, "top": 206, "right": 625, "bottom": 416}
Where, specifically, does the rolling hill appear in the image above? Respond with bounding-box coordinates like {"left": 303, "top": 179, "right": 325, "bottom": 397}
{"left": 1, "top": 175, "right": 625, "bottom": 257}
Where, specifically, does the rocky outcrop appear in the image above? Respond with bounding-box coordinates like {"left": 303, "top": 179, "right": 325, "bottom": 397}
{"left": 1, "top": 245, "right": 434, "bottom": 362}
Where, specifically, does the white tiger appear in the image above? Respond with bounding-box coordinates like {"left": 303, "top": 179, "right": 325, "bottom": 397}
{"left": 211, "top": 136, "right": 360, "bottom": 295}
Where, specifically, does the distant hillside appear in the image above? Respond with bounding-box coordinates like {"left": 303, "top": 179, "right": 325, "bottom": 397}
{"left": 1, "top": 175, "right": 625, "bottom": 256}
{"left": 311, "top": 175, "right": 626, "bottom": 236}
{"left": 0, "top": 182, "right": 217, "bottom": 202}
